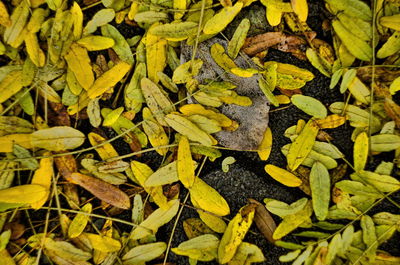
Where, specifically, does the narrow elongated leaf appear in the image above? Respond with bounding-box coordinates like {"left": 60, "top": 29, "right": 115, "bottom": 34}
{"left": 145, "top": 24, "right": 167, "bottom": 83}
{"left": 130, "top": 161, "right": 168, "bottom": 209}
{"left": 291, "top": 95, "right": 327, "bottom": 119}
{"left": 0, "top": 184, "right": 46, "bottom": 204}
{"left": 332, "top": 20, "right": 372, "bottom": 61}
{"left": 264, "top": 164, "right": 302, "bottom": 187}
{"left": 354, "top": 132, "right": 368, "bottom": 171}
{"left": 87, "top": 62, "right": 131, "bottom": 99}
{"left": 273, "top": 202, "right": 313, "bottom": 240}
{"left": 31, "top": 126, "right": 85, "bottom": 151}
{"left": 178, "top": 136, "right": 195, "bottom": 188}
{"left": 190, "top": 177, "right": 230, "bottom": 216}
{"left": 218, "top": 204, "right": 256, "bottom": 263}
{"left": 370, "top": 134, "right": 400, "bottom": 152}
{"left": 123, "top": 242, "right": 167, "bottom": 263}
{"left": 70, "top": 173, "right": 130, "bottom": 209}
{"left": 287, "top": 119, "right": 319, "bottom": 171}
{"left": 30, "top": 154, "right": 53, "bottom": 209}
{"left": 227, "top": 18, "right": 250, "bottom": 59}
{"left": 130, "top": 199, "right": 179, "bottom": 240}
{"left": 76, "top": 35, "right": 115, "bottom": 51}
{"left": 149, "top": 22, "right": 198, "bottom": 41}
{"left": 85, "top": 233, "right": 121, "bottom": 252}
{"left": 64, "top": 43, "right": 94, "bottom": 91}
{"left": 310, "top": 162, "right": 330, "bottom": 221}
{"left": 203, "top": 2, "right": 243, "bottom": 34}
{"left": 68, "top": 203, "right": 92, "bottom": 238}
{"left": 165, "top": 114, "right": 214, "bottom": 146}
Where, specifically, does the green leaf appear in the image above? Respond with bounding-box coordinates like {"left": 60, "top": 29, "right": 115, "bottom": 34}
{"left": 310, "top": 162, "right": 330, "bottom": 221}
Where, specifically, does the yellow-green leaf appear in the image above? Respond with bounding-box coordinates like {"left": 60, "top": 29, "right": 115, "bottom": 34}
{"left": 130, "top": 199, "right": 179, "bottom": 240}
{"left": 123, "top": 242, "right": 167, "bottom": 263}
{"left": 287, "top": 119, "right": 319, "bottom": 171}
{"left": 165, "top": 113, "right": 215, "bottom": 146}
{"left": 354, "top": 132, "right": 368, "bottom": 172}
{"left": 68, "top": 203, "right": 92, "bottom": 238}
{"left": 310, "top": 162, "right": 330, "bottom": 221}
{"left": 291, "top": 95, "right": 327, "bottom": 119}
{"left": 227, "top": 18, "right": 250, "bottom": 59}
{"left": 149, "top": 22, "right": 198, "bottom": 41}
{"left": 30, "top": 154, "right": 53, "bottom": 209}
{"left": 31, "top": 126, "right": 85, "bottom": 151}
{"left": 172, "top": 234, "right": 219, "bottom": 261}
{"left": 203, "top": 2, "right": 243, "bottom": 35}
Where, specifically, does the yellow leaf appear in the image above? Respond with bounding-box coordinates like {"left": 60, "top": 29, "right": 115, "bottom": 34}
{"left": 178, "top": 136, "right": 196, "bottom": 188}
{"left": 257, "top": 127, "right": 272, "bottom": 161}
{"left": 130, "top": 161, "right": 169, "bottom": 209}
{"left": 230, "top": 67, "right": 257, "bottom": 77}
{"left": 172, "top": 59, "right": 203, "bottom": 84}
{"left": 218, "top": 204, "right": 256, "bottom": 263}
{"left": 0, "top": 133, "right": 33, "bottom": 153}
{"left": 71, "top": 2, "right": 83, "bottom": 40}
{"left": 276, "top": 95, "right": 290, "bottom": 104}
{"left": 354, "top": 132, "right": 368, "bottom": 172}
{"left": 287, "top": 119, "right": 319, "bottom": 171}
{"left": 84, "top": 233, "right": 121, "bottom": 252}
{"left": 198, "top": 210, "right": 227, "bottom": 233}
{"left": 149, "top": 21, "right": 198, "bottom": 41}
{"left": 103, "top": 107, "right": 124, "bottom": 126}
{"left": 380, "top": 14, "right": 400, "bottom": 31}
{"left": 0, "top": 184, "right": 46, "bottom": 205}
{"left": 291, "top": 0, "right": 308, "bottom": 22}
{"left": 88, "top": 132, "right": 119, "bottom": 160}
{"left": 180, "top": 104, "right": 232, "bottom": 127}
{"left": 31, "top": 126, "right": 85, "bottom": 151}
{"left": 210, "top": 43, "right": 237, "bottom": 72}
{"left": 315, "top": 114, "right": 346, "bottom": 129}
{"left": 260, "top": 0, "right": 292, "bottom": 26}
{"left": 0, "top": 71, "right": 23, "bottom": 104}
{"left": 0, "top": 0, "right": 11, "bottom": 27}
{"left": 87, "top": 61, "right": 131, "bottom": 99}
{"left": 203, "top": 2, "right": 243, "bottom": 35}
{"left": 264, "top": 164, "right": 302, "bottom": 187}
{"left": 145, "top": 24, "right": 167, "bottom": 83}
{"left": 77, "top": 35, "right": 115, "bottom": 51}
{"left": 68, "top": 203, "right": 92, "bottom": 238}
{"left": 130, "top": 199, "right": 179, "bottom": 240}
{"left": 64, "top": 43, "right": 94, "bottom": 91}
{"left": 190, "top": 177, "right": 230, "bottom": 216}
{"left": 165, "top": 113, "right": 215, "bottom": 146}
{"left": 24, "top": 33, "right": 46, "bottom": 67}
{"left": 142, "top": 107, "right": 169, "bottom": 156}
{"left": 30, "top": 153, "right": 53, "bottom": 209}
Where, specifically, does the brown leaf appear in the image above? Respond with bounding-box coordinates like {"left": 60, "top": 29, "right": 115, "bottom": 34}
{"left": 70, "top": 172, "right": 130, "bottom": 209}
{"left": 248, "top": 198, "right": 276, "bottom": 243}
{"left": 163, "top": 183, "right": 180, "bottom": 200}
{"left": 293, "top": 166, "right": 311, "bottom": 195}
{"left": 4, "top": 222, "right": 25, "bottom": 240}
{"left": 278, "top": 87, "right": 302, "bottom": 97}
{"left": 384, "top": 98, "right": 400, "bottom": 128}
{"left": 242, "top": 32, "right": 284, "bottom": 56}
{"left": 63, "top": 183, "right": 80, "bottom": 210}
{"left": 331, "top": 163, "right": 348, "bottom": 185}
{"left": 316, "top": 130, "right": 333, "bottom": 142}
{"left": 54, "top": 153, "right": 78, "bottom": 181}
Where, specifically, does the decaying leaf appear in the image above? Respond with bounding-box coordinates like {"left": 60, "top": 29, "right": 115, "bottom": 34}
{"left": 218, "top": 204, "right": 256, "bottom": 263}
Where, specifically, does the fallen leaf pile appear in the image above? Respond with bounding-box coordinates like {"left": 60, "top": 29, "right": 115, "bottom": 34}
{"left": 0, "top": 0, "right": 399, "bottom": 264}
